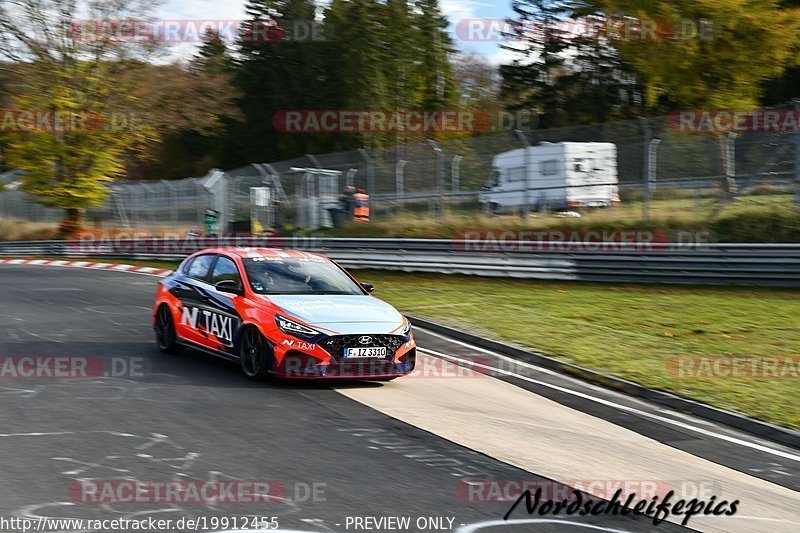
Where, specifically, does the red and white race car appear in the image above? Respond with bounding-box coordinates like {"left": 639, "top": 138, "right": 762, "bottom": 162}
{"left": 153, "top": 248, "right": 416, "bottom": 380}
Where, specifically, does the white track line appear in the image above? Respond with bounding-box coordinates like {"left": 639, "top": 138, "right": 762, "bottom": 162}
{"left": 417, "top": 327, "right": 563, "bottom": 378}
{"left": 417, "top": 346, "right": 800, "bottom": 463}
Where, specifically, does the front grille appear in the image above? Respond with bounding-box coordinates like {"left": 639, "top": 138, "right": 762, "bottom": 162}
{"left": 319, "top": 334, "right": 406, "bottom": 359}
{"left": 325, "top": 360, "right": 396, "bottom": 376}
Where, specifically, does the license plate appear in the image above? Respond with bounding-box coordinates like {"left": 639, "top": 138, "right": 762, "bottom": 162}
{"left": 345, "top": 347, "right": 387, "bottom": 358}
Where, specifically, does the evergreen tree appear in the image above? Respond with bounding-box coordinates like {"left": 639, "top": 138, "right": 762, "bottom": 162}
{"left": 414, "top": 0, "right": 456, "bottom": 110}
{"left": 500, "top": 0, "right": 572, "bottom": 128}
{"left": 195, "top": 29, "right": 234, "bottom": 74}
{"left": 234, "top": 0, "right": 323, "bottom": 162}
{"left": 558, "top": 2, "right": 645, "bottom": 123}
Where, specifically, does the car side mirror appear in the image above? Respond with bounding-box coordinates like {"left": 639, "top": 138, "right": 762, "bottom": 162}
{"left": 215, "top": 280, "right": 242, "bottom": 295}
{"left": 360, "top": 282, "right": 374, "bottom": 293}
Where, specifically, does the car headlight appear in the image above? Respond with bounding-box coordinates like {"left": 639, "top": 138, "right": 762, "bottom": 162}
{"left": 400, "top": 319, "right": 412, "bottom": 337}
{"left": 275, "top": 315, "right": 321, "bottom": 340}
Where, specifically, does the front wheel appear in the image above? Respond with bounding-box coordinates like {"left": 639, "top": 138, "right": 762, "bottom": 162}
{"left": 155, "top": 305, "right": 181, "bottom": 354}
{"left": 240, "top": 327, "right": 272, "bottom": 380}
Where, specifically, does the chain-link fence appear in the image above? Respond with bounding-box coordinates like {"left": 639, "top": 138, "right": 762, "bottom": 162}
{"left": 1, "top": 105, "right": 799, "bottom": 233}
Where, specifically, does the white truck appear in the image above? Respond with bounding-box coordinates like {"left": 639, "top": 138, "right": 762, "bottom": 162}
{"left": 479, "top": 142, "right": 620, "bottom": 214}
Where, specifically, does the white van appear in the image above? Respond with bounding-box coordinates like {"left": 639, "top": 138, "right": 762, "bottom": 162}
{"left": 479, "top": 142, "right": 620, "bottom": 213}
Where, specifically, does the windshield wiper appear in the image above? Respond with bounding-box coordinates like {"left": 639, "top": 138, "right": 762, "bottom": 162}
{"left": 260, "top": 291, "right": 356, "bottom": 295}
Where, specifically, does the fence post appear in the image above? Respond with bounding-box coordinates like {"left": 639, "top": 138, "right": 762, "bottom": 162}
{"left": 395, "top": 160, "right": 407, "bottom": 215}
{"left": 724, "top": 133, "right": 737, "bottom": 197}
{"left": 147, "top": 183, "right": 159, "bottom": 229}
{"left": 427, "top": 140, "right": 445, "bottom": 219}
{"left": 451, "top": 155, "right": 462, "bottom": 194}
{"left": 639, "top": 117, "right": 652, "bottom": 220}
{"left": 162, "top": 180, "right": 177, "bottom": 228}
{"left": 202, "top": 169, "right": 225, "bottom": 235}
{"left": 395, "top": 160, "right": 407, "bottom": 200}
{"left": 646, "top": 138, "right": 662, "bottom": 217}
{"left": 346, "top": 168, "right": 357, "bottom": 188}
{"left": 514, "top": 130, "right": 531, "bottom": 219}
{"left": 451, "top": 155, "right": 462, "bottom": 210}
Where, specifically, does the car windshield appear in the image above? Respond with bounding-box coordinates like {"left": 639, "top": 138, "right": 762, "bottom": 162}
{"left": 242, "top": 257, "right": 364, "bottom": 295}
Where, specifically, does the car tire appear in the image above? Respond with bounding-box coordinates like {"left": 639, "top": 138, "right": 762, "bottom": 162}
{"left": 155, "top": 304, "right": 181, "bottom": 354}
{"left": 240, "top": 326, "right": 272, "bottom": 380}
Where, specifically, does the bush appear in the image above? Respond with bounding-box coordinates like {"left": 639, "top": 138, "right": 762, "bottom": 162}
{"left": 710, "top": 208, "right": 800, "bottom": 242}
{"left": 0, "top": 219, "right": 58, "bottom": 241}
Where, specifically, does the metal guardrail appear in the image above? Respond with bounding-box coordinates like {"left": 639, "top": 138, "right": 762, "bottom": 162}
{"left": 0, "top": 238, "right": 799, "bottom": 287}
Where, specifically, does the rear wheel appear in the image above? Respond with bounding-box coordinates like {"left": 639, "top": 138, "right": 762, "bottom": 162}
{"left": 240, "top": 327, "right": 272, "bottom": 380}
{"left": 155, "top": 305, "right": 181, "bottom": 354}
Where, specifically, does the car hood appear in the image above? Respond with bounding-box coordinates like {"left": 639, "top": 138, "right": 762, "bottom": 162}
{"left": 263, "top": 295, "right": 405, "bottom": 334}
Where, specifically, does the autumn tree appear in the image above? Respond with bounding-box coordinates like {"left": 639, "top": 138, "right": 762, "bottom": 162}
{"left": 586, "top": 0, "right": 800, "bottom": 110}
{"left": 0, "top": 0, "right": 237, "bottom": 235}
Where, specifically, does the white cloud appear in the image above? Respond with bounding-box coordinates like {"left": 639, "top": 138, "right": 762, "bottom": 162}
{"left": 440, "top": 0, "right": 493, "bottom": 22}
{"left": 154, "top": 0, "right": 248, "bottom": 21}
{"left": 484, "top": 45, "right": 520, "bottom": 66}
{"left": 147, "top": 0, "right": 248, "bottom": 62}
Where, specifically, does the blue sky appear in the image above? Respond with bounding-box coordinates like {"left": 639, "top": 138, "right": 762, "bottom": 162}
{"left": 440, "top": 0, "right": 517, "bottom": 63}
{"left": 154, "top": 0, "right": 516, "bottom": 64}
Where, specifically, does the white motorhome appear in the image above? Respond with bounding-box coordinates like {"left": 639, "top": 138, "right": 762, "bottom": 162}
{"left": 479, "top": 142, "right": 619, "bottom": 213}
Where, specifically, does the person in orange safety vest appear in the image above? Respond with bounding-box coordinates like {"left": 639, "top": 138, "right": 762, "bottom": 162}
{"left": 353, "top": 188, "right": 370, "bottom": 223}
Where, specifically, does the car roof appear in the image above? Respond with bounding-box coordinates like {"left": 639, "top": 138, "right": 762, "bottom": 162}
{"left": 196, "top": 248, "right": 330, "bottom": 262}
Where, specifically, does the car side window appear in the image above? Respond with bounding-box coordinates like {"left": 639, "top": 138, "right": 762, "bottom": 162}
{"left": 211, "top": 256, "right": 241, "bottom": 287}
{"left": 186, "top": 254, "right": 215, "bottom": 281}
{"left": 180, "top": 257, "right": 194, "bottom": 274}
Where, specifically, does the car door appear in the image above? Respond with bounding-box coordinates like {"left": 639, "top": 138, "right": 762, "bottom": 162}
{"left": 172, "top": 253, "right": 217, "bottom": 348}
{"left": 204, "top": 254, "right": 245, "bottom": 357}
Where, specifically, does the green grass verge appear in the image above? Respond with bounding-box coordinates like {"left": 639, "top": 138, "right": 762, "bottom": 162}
{"left": 350, "top": 270, "right": 800, "bottom": 430}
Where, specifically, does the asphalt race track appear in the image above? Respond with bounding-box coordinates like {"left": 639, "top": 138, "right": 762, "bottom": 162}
{"left": 1, "top": 266, "right": 799, "bottom": 533}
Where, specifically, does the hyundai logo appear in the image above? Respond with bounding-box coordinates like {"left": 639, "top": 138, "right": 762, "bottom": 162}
{"left": 358, "top": 336, "right": 373, "bottom": 345}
